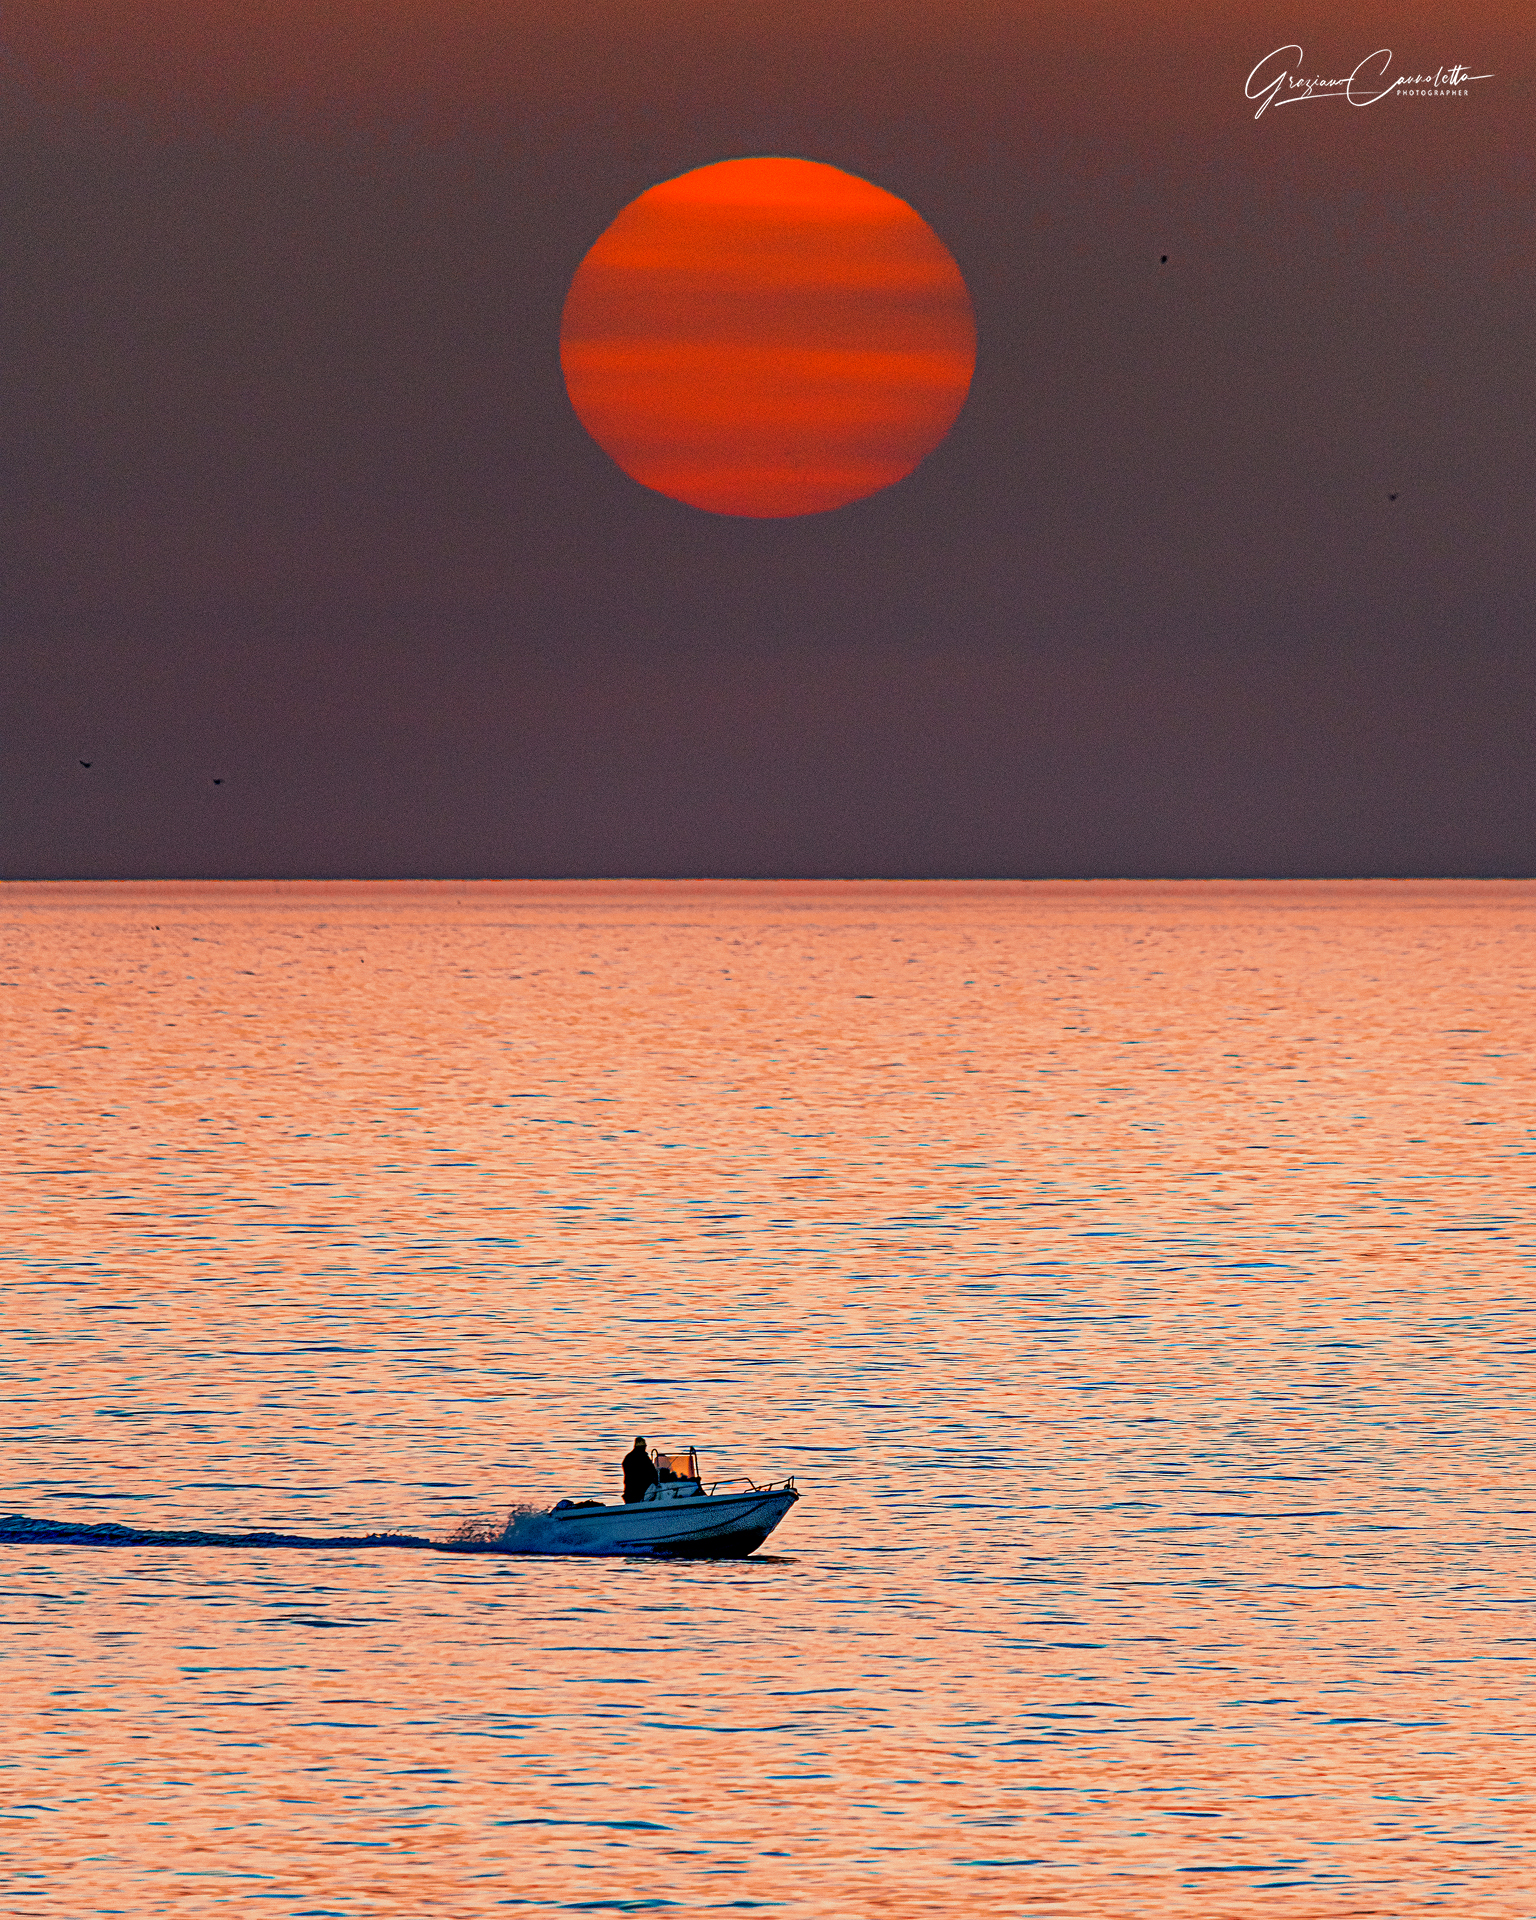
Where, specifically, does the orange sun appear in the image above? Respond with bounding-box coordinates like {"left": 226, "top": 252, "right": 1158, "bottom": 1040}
{"left": 559, "top": 157, "right": 977, "bottom": 519}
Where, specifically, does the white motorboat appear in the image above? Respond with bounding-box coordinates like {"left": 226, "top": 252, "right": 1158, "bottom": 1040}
{"left": 549, "top": 1447, "right": 798, "bottom": 1558}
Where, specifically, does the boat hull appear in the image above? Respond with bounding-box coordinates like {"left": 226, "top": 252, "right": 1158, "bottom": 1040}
{"left": 549, "top": 1486, "right": 797, "bottom": 1558}
{"left": 648, "top": 1520, "right": 782, "bottom": 1559}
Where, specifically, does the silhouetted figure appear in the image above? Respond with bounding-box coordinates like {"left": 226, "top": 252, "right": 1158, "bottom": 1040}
{"left": 1160, "top": 255, "right": 1168, "bottom": 264}
{"left": 622, "top": 1436, "right": 658, "bottom": 1504}
{"left": 212, "top": 778, "right": 223, "bottom": 785}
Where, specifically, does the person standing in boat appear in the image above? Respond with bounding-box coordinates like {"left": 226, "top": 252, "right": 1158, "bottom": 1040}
{"left": 622, "top": 1436, "right": 658, "bottom": 1504}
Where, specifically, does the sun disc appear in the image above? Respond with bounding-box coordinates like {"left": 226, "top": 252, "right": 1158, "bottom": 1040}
{"left": 560, "top": 157, "right": 977, "bottom": 518}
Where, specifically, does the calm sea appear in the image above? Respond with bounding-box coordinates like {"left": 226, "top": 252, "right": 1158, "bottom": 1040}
{"left": 2, "top": 880, "right": 1532, "bottom": 1917}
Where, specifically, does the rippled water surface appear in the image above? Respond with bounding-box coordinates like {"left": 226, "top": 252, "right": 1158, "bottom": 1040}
{"left": 3, "top": 879, "right": 1533, "bottom": 1916}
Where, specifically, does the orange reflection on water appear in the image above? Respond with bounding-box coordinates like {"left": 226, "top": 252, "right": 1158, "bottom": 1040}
{"left": 2, "top": 880, "right": 1534, "bottom": 1916}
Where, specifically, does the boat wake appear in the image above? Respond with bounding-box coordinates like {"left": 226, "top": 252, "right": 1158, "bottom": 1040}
{"left": 0, "top": 1506, "right": 575, "bottom": 1556}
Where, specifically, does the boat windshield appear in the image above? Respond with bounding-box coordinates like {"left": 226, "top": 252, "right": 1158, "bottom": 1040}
{"left": 653, "top": 1447, "right": 698, "bottom": 1481}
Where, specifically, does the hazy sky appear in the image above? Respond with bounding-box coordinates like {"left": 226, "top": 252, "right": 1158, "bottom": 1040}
{"left": 2, "top": 1, "right": 1530, "bottom": 877}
